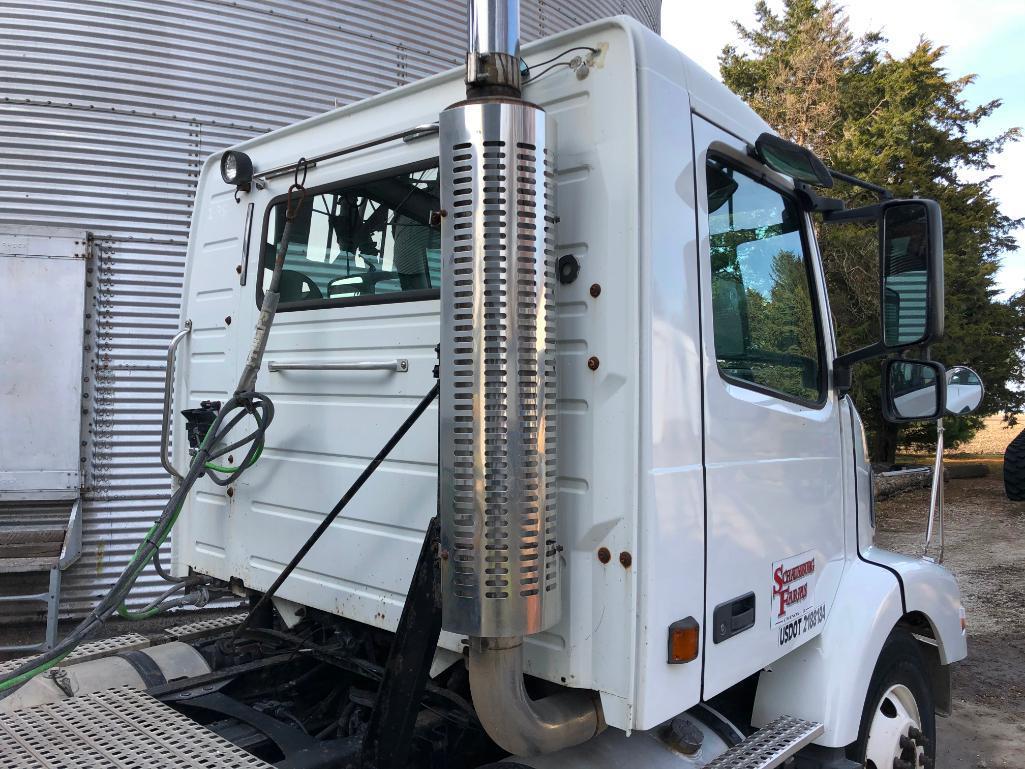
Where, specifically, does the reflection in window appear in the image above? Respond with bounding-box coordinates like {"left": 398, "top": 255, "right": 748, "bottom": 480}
{"left": 262, "top": 166, "right": 440, "bottom": 307}
{"left": 882, "top": 204, "right": 930, "bottom": 346}
{"left": 706, "top": 157, "right": 823, "bottom": 402}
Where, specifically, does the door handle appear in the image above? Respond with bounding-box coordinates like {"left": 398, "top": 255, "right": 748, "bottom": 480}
{"left": 267, "top": 359, "right": 408, "bottom": 373}
{"left": 712, "top": 591, "right": 756, "bottom": 644}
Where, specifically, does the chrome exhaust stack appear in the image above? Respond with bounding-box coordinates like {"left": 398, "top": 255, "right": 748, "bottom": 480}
{"left": 465, "top": 0, "right": 522, "bottom": 97}
{"left": 438, "top": 0, "right": 603, "bottom": 756}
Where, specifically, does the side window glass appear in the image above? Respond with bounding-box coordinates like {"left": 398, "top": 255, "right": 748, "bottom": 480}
{"left": 261, "top": 165, "right": 440, "bottom": 308}
{"left": 706, "top": 157, "right": 824, "bottom": 403}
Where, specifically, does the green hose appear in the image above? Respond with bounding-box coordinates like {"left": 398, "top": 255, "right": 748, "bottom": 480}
{"left": 0, "top": 651, "right": 73, "bottom": 692}
{"left": 115, "top": 436, "right": 264, "bottom": 620}
{"left": 0, "top": 164, "right": 304, "bottom": 694}
{"left": 204, "top": 441, "right": 263, "bottom": 475}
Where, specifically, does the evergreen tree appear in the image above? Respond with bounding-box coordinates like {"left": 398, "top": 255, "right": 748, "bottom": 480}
{"left": 720, "top": 0, "right": 1024, "bottom": 461}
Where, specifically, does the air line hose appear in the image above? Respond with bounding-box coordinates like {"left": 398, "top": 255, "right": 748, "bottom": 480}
{"left": 0, "top": 160, "right": 309, "bottom": 695}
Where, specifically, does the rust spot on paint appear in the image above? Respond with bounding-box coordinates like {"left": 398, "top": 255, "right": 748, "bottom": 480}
{"left": 597, "top": 547, "right": 611, "bottom": 564}
{"left": 619, "top": 551, "right": 632, "bottom": 569}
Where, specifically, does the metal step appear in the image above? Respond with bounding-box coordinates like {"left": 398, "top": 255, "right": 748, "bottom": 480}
{"left": 0, "top": 686, "right": 274, "bottom": 768}
{"left": 163, "top": 611, "right": 248, "bottom": 641}
{"left": 0, "top": 633, "right": 150, "bottom": 678}
{"left": 704, "top": 716, "right": 824, "bottom": 769}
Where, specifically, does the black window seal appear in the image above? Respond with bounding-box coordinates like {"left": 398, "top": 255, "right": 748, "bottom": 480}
{"left": 705, "top": 152, "right": 829, "bottom": 409}
{"left": 255, "top": 157, "right": 441, "bottom": 312}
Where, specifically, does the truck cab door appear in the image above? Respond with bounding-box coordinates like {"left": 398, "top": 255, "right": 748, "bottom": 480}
{"left": 692, "top": 116, "right": 846, "bottom": 698}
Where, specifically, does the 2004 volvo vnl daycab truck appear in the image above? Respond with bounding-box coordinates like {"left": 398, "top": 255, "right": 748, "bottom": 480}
{"left": 0, "top": 6, "right": 984, "bottom": 769}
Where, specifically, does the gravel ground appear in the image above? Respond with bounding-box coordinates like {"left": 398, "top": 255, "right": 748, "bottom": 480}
{"left": 875, "top": 458, "right": 1025, "bottom": 769}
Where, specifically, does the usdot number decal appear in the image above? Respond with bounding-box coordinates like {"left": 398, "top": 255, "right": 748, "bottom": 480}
{"left": 771, "top": 550, "right": 825, "bottom": 646}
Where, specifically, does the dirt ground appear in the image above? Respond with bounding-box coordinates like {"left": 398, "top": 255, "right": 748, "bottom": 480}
{"left": 954, "top": 415, "right": 1023, "bottom": 456}
{"left": 876, "top": 457, "right": 1025, "bottom": 769}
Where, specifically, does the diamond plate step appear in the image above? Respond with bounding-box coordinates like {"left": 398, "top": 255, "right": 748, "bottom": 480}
{"left": 704, "top": 716, "right": 824, "bottom": 769}
{"left": 0, "top": 686, "right": 273, "bottom": 768}
{"left": 0, "top": 633, "right": 150, "bottom": 678}
{"left": 162, "top": 611, "right": 248, "bottom": 642}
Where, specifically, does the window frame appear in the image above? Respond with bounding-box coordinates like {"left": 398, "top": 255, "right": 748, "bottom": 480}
{"left": 705, "top": 152, "right": 829, "bottom": 409}
{"left": 256, "top": 158, "right": 441, "bottom": 312}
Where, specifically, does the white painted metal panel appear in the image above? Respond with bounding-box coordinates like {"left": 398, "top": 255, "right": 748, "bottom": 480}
{"left": 176, "top": 19, "right": 646, "bottom": 730}
{"left": 0, "top": 0, "right": 659, "bottom": 617}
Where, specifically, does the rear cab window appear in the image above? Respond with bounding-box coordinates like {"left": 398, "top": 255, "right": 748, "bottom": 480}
{"left": 259, "top": 163, "right": 440, "bottom": 310}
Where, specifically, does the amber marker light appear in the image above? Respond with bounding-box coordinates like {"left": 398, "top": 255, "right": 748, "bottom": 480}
{"left": 668, "top": 617, "right": 700, "bottom": 664}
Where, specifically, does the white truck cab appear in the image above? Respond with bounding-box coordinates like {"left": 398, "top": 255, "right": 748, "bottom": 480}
{"left": 146, "top": 11, "right": 971, "bottom": 769}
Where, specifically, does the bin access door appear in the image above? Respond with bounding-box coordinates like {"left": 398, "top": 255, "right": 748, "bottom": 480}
{"left": 0, "top": 228, "right": 86, "bottom": 499}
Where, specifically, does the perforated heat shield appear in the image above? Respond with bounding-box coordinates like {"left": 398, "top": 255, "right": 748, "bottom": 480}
{"left": 439, "top": 99, "right": 559, "bottom": 638}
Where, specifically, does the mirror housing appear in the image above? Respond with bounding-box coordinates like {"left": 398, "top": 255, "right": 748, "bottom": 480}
{"left": 830, "top": 198, "right": 945, "bottom": 391}
{"left": 945, "top": 365, "right": 985, "bottom": 416}
{"left": 753, "top": 133, "right": 833, "bottom": 188}
{"left": 882, "top": 359, "right": 946, "bottom": 423}
{"left": 881, "top": 199, "right": 944, "bottom": 348}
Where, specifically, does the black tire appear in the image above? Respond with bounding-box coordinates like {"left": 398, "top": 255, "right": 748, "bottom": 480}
{"left": 847, "top": 630, "right": 936, "bottom": 769}
{"left": 1005, "top": 428, "right": 1025, "bottom": 501}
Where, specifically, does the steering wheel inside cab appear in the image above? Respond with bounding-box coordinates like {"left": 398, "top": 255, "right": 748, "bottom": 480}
{"left": 278, "top": 269, "right": 323, "bottom": 301}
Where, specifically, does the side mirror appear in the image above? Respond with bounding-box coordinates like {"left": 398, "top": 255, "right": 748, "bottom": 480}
{"left": 882, "top": 359, "right": 946, "bottom": 423}
{"left": 830, "top": 198, "right": 946, "bottom": 392}
{"left": 945, "top": 365, "right": 985, "bottom": 416}
{"left": 881, "top": 200, "right": 944, "bottom": 348}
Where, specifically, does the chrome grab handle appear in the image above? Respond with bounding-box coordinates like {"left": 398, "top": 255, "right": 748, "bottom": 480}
{"left": 268, "top": 359, "right": 408, "bottom": 373}
{"left": 161, "top": 320, "right": 192, "bottom": 483}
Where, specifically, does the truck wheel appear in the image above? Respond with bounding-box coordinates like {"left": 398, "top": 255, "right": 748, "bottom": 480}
{"left": 1004, "top": 428, "right": 1025, "bottom": 501}
{"left": 847, "top": 631, "right": 935, "bottom": 769}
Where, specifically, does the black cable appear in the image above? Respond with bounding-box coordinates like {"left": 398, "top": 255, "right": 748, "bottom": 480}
{"left": 524, "top": 61, "right": 573, "bottom": 85}
{"left": 236, "top": 382, "right": 440, "bottom": 636}
{"left": 522, "top": 45, "right": 598, "bottom": 76}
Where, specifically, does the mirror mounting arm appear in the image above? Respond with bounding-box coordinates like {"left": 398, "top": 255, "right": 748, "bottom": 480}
{"left": 833, "top": 342, "right": 888, "bottom": 394}
{"left": 822, "top": 202, "right": 883, "bottom": 223}
{"left": 825, "top": 168, "right": 894, "bottom": 200}
{"left": 794, "top": 182, "right": 845, "bottom": 214}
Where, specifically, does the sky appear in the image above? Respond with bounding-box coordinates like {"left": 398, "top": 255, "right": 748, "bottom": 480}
{"left": 661, "top": 0, "right": 1025, "bottom": 301}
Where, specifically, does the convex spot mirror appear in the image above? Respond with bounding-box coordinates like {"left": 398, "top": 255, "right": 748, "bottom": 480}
{"left": 945, "top": 366, "right": 984, "bottom": 416}
{"left": 753, "top": 133, "right": 833, "bottom": 188}
{"left": 882, "top": 199, "right": 944, "bottom": 348}
{"left": 883, "top": 359, "right": 946, "bottom": 423}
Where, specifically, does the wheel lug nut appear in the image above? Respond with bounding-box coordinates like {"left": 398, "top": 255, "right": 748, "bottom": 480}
{"left": 900, "top": 735, "right": 915, "bottom": 750}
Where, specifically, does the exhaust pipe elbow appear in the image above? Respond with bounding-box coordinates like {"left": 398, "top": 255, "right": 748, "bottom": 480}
{"left": 469, "top": 637, "right": 605, "bottom": 756}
